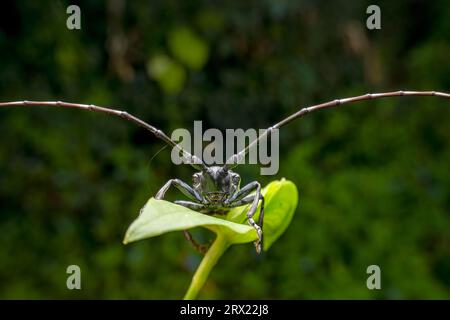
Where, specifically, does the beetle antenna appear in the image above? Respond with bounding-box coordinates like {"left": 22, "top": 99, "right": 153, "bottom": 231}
{"left": 224, "top": 90, "right": 450, "bottom": 169}
{"left": 0, "top": 100, "right": 205, "bottom": 170}
{"left": 148, "top": 145, "right": 168, "bottom": 165}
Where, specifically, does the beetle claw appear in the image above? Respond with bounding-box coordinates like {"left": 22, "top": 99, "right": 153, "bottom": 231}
{"left": 254, "top": 240, "right": 262, "bottom": 254}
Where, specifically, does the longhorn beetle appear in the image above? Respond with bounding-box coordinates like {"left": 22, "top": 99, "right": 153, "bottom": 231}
{"left": 1, "top": 90, "right": 450, "bottom": 254}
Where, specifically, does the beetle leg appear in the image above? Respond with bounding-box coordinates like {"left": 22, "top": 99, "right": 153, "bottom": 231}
{"left": 227, "top": 182, "right": 264, "bottom": 254}
{"left": 182, "top": 230, "right": 208, "bottom": 255}
{"left": 154, "top": 181, "right": 207, "bottom": 254}
{"left": 174, "top": 200, "right": 205, "bottom": 210}
{"left": 225, "top": 181, "right": 260, "bottom": 204}
{"left": 174, "top": 200, "right": 209, "bottom": 255}
{"left": 155, "top": 179, "right": 203, "bottom": 202}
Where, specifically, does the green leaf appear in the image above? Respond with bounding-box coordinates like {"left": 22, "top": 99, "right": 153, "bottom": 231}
{"left": 123, "top": 179, "right": 299, "bottom": 251}
{"left": 227, "top": 179, "right": 299, "bottom": 251}
{"left": 123, "top": 198, "right": 258, "bottom": 245}
{"left": 168, "top": 26, "right": 209, "bottom": 70}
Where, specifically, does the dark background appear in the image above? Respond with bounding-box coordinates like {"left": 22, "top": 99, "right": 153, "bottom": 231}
{"left": 0, "top": 0, "right": 449, "bottom": 299}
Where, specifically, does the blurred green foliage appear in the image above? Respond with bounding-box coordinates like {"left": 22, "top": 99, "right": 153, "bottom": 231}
{"left": 0, "top": 0, "right": 449, "bottom": 299}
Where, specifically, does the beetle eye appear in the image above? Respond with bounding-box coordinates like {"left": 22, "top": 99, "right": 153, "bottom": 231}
{"left": 193, "top": 174, "right": 200, "bottom": 183}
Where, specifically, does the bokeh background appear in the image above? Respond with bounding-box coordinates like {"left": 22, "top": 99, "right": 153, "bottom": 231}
{"left": 0, "top": 0, "right": 449, "bottom": 299}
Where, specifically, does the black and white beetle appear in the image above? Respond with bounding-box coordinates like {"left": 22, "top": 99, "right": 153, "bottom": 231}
{"left": 1, "top": 90, "right": 449, "bottom": 254}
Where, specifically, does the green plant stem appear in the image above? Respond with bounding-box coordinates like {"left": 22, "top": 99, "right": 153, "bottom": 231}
{"left": 183, "top": 235, "right": 230, "bottom": 299}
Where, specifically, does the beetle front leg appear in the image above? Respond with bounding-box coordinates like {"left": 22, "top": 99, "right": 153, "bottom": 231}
{"left": 155, "top": 179, "right": 203, "bottom": 202}
{"left": 233, "top": 194, "right": 265, "bottom": 249}
{"left": 225, "top": 181, "right": 260, "bottom": 204}
{"left": 155, "top": 181, "right": 207, "bottom": 254}
{"left": 227, "top": 182, "right": 264, "bottom": 254}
